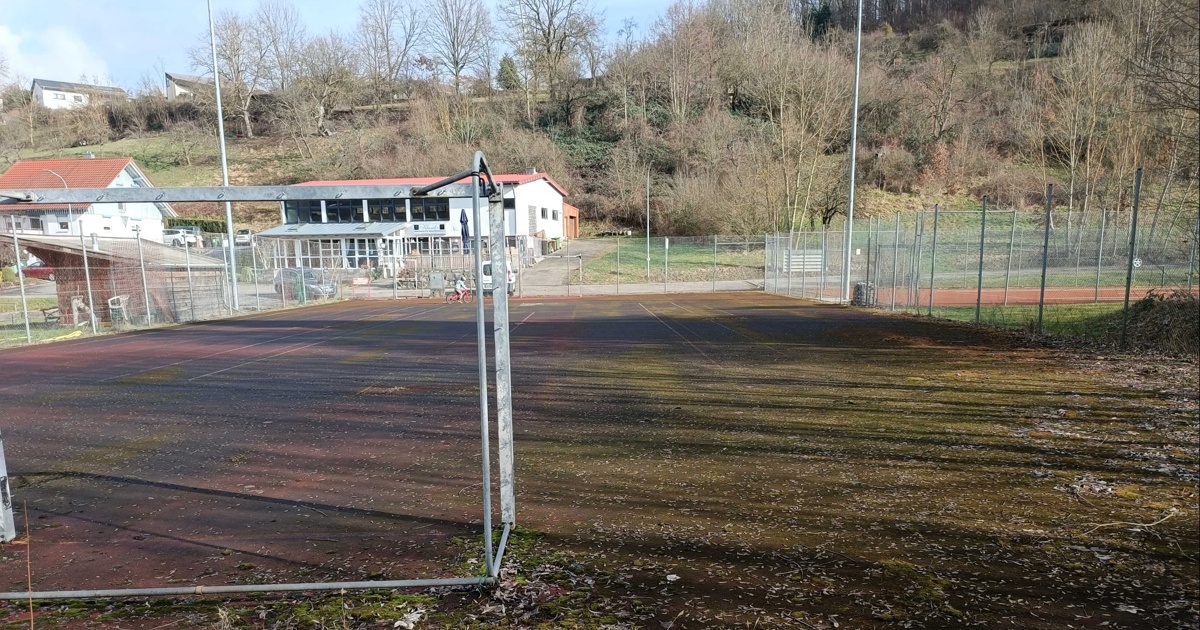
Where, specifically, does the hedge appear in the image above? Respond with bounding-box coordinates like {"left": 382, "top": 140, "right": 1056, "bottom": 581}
{"left": 165, "top": 217, "right": 228, "bottom": 233}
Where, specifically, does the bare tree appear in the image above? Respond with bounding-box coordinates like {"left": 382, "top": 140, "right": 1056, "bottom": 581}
{"left": 256, "top": 0, "right": 308, "bottom": 91}
{"left": 650, "top": 1, "right": 719, "bottom": 123}
{"left": 276, "top": 31, "right": 359, "bottom": 149}
{"left": 500, "top": 0, "right": 601, "bottom": 100}
{"left": 428, "top": 0, "right": 491, "bottom": 95}
{"left": 189, "top": 9, "right": 271, "bottom": 138}
{"left": 356, "top": 0, "right": 426, "bottom": 108}
{"left": 0, "top": 51, "right": 8, "bottom": 82}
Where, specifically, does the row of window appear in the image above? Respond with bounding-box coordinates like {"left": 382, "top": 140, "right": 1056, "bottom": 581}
{"left": 49, "top": 92, "right": 85, "bottom": 103}
{"left": 283, "top": 198, "right": 452, "bottom": 224}
{"left": 538, "top": 207, "right": 560, "bottom": 221}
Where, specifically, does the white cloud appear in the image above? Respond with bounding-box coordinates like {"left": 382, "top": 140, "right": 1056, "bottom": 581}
{"left": 0, "top": 23, "right": 112, "bottom": 85}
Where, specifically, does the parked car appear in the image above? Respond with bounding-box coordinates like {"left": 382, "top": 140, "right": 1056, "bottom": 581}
{"left": 481, "top": 261, "right": 516, "bottom": 296}
{"left": 273, "top": 268, "right": 338, "bottom": 300}
{"left": 234, "top": 229, "right": 255, "bottom": 245}
{"left": 20, "top": 262, "right": 55, "bottom": 281}
{"left": 162, "top": 228, "right": 198, "bottom": 247}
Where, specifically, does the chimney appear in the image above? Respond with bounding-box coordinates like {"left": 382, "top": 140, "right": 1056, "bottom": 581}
{"left": 525, "top": 167, "right": 537, "bottom": 175}
{"left": 82, "top": 152, "right": 95, "bottom": 159}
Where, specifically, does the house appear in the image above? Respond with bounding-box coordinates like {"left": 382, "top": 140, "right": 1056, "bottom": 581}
{"left": 165, "top": 73, "right": 212, "bottom": 101}
{"left": 30, "top": 78, "right": 127, "bottom": 110}
{"left": 258, "top": 170, "right": 570, "bottom": 272}
{"left": 0, "top": 157, "right": 177, "bottom": 243}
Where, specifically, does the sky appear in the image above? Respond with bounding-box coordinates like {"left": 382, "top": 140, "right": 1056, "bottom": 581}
{"left": 0, "top": 0, "right": 667, "bottom": 90}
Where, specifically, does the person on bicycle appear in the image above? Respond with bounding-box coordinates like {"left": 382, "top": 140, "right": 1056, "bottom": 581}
{"left": 454, "top": 274, "right": 468, "bottom": 301}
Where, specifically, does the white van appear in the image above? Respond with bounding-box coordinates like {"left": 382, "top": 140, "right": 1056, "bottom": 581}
{"left": 481, "top": 261, "right": 516, "bottom": 296}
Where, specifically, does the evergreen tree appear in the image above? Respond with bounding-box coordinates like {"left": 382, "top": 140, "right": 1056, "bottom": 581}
{"left": 497, "top": 54, "right": 521, "bottom": 91}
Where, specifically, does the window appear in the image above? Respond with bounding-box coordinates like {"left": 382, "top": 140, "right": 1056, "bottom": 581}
{"left": 282, "top": 200, "right": 322, "bottom": 224}
{"left": 52, "top": 93, "right": 66, "bottom": 100}
{"left": 540, "top": 208, "right": 548, "bottom": 219}
{"left": 30, "top": 217, "right": 42, "bottom": 230}
{"left": 59, "top": 222, "right": 69, "bottom": 231}
{"left": 552, "top": 210, "right": 559, "bottom": 221}
{"left": 117, "top": 203, "right": 126, "bottom": 210}
{"left": 73, "top": 95, "right": 84, "bottom": 103}
{"left": 325, "top": 200, "right": 361, "bottom": 223}
{"left": 368, "top": 199, "right": 402, "bottom": 222}
{"left": 410, "top": 197, "right": 449, "bottom": 222}
{"left": 503, "top": 197, "right": 515, "bottom": 209}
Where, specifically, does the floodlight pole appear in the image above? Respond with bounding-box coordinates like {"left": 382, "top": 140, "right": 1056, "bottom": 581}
{"left": 842, "top": 0, "right": 864, "bottom": 303}
{"left": 646, "top": 165, "right": 651, "bottom": 280}
{"left": 209, "top": 0, "right": 239, "bottom": 310}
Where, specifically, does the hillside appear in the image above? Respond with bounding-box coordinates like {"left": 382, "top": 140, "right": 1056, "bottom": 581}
{"left": 1, "top": 0, "right": 1196, "bottom": 238}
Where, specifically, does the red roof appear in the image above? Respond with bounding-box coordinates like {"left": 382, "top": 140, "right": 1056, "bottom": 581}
{"left": 0, "top": 157, "right": 133, "bottom": 211}
{"left": 298, "top": 172, "right": 569, "bottom": 197}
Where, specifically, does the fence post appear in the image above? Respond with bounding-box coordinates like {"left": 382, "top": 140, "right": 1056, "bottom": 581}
{"left": 184, "top": 239, "right": 196, "bottom": 320}
{"left": 565, "top": 240, "right": 571, "bottom": 297}
{"left": 663, "top": 238, "right": 669, "bottom": 294}
{"left": 801, "top": 231, "right": 809, "bottom": 298}
{"left": 785, "top": 231, "right": 793, "bottom": 297}
{"left": 1004, "top": 211, "right": 1016, "bottom": 306}
{"left": 1094, "top": 208, "right": 1107, "bottom": 303}
{"left": 1038, "top": 184, "right": 1053, "bottom": 334}
{"left": 712, "top": 236, "right": 718, "bottom": 293}
{"left": 1188, "top": 214, "right": 1198, "bottom": 295}
{"left": 890, "top": 214, "right": 900, "bottom": 311}
{"left": 79, "top": 232, "right": 98, "bottom": 334}
{"left": 12, "top": 232, "right": 32, "bottom": 344}
{"left": 1121, "top": 168, "right": 1143, "bottom": 349}
{"left": 820, "top": 228, "right": 828, "bottom": 299}
{"left": 911, "top": 212, "right": 922, "bottom": 310}
{"left": 976, "top": 196, "right": 987, "bottom": 323}
{"left": 927, "top": 204, "right": 940, "bottom": 316}
{"left": 865, "top": 216, "right": 873, "bottom": 293}
{"left": 136, "top": 232, "right": 152, "bottom": 326}
{"left": 616, "top": 236, "right": 621, "bottom": 295}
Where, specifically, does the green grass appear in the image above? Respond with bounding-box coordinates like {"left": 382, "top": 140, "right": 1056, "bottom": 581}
{"left": 580, "top": 237, "right": 765, "bottom": 284}
{"left": 932, "top": 302, "right": 1126, "bottom": 337}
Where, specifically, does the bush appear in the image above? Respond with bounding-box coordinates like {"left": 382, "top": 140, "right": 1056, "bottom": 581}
{"left": 865, "top": 145, "right": 919, "bottom": 193}
{"left": 2, "top": 266, "right": 16, "bottom": 283}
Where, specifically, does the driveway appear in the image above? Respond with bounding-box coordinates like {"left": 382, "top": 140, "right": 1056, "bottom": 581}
{"left": 518, "top": 239, "right": 616, "bottom": 295}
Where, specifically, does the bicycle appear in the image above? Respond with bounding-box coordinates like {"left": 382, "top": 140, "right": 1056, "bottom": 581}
{"left": 446, "top": 289, "right": 473, "bottom": 304}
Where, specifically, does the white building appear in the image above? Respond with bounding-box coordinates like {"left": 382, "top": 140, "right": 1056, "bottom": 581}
{"left": 258, "top": 172, "right": 570, "bottom": 271}
{"left": 0, "top": 157, "right": 176, "bottom": 242}
{"left": 30, "top": 78, "right": 127, "bottom": 110}
{"left": 165, "top": 73, "right": 212, "bottom": 101}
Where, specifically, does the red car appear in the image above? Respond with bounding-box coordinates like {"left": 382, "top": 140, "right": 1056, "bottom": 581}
{"left": 20, "top": 262, "right": 55, "bottom": 281}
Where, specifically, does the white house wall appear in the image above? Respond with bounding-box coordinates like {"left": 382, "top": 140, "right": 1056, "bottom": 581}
{"left": 511, "top": 180, "right": 565, "bottom": 240}
{"left": 34, "top": 84, "right": 89, "bottom": 110}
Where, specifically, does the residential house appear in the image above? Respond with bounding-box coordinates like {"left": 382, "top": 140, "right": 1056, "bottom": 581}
{"left": 258, "top": 171, "right": 570, "bottom": 272}
{"left": 0, "top": 157, "right": 177, "bottom": 242}
{"left": 165, "top": 73, "right": 212, "bottom": 101}
{"left": 30, "top": 78, "right": 127, "bottom": 110}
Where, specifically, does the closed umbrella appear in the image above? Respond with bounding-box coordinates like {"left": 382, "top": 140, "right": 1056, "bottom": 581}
{"left": 460, "top": 208, "right": 470, "bottom": 254}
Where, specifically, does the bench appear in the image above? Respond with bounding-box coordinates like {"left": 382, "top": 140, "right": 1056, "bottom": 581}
{"left": 41, "top": 307, "right": 62, "bottom": 325}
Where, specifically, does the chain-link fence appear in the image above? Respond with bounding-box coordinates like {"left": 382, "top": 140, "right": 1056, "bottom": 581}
{"left": 767, "top": 204, "right": 1199, "bottom": 333}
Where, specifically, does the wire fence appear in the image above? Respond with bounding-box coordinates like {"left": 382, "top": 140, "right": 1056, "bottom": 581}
{"left": 767, "top": 201, "right": 1199, "bottom": 335}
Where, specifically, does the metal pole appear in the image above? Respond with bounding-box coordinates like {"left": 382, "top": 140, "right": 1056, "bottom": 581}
{"left": 1004, "top": 211, "right": 1016, "bottom": 306}
{"left": 12, "top": 232, "right": 32, "bottom": 343}
{"left": 976, "top": 197, "right": 987, "bottom": 323}
{"left": 663, "top": 238, "right": 669, "bottom": 294}
{"left": 184, "top": 238, "right": 196, "bottom": 320}
{"left": 786, "top": 231, "right": 793, "bottom": 297}
{"left": 801, "top": 230, "right": 809, "bottom": 298}
{"left": 891, "top": 213, "right": 899, "bottom": 311}
{"left": 865, "top": 216, "right": 873, "bottom": 293}
{"left": 488, "top": 184, "right": 515, "bottom": 527}
{"left": 616, "top": 236, "right": 620, "bottom": 295}
{"left": 136, "top": 231, "right": 152, "bottom": 326}
{"left": 911, "top": 212, "right": 923, "bottom": 310}
{"left": 1188, "top": 213, "right": 1198, "bottom": 294}
{"left": 1121, "top": 168, "right": 1143, "bottom": 349}
{"left": 820, "top": 228, "right": 828, "bottom": 299}
{"left": 565, "top": 240, "right": 571, "bottom": 297}
{"left": 252, "top": 241, "right": 261, "bottom": 310}
{"left": 469, "top": 168, "right": 493, "bottom": 578}
{"left": 1038, "top": 185, "right": 1053, "bottom": 334}
{"left": 208, "top": 0, "right": 239, "bottom": 310}
{"left": 1095, "top": 208, "right": 1106, "bottom": 303}
{"left": 713, "top": 235, "right": 718, "bottom": 293}
{"left": 645, "top": 166, "right": 651, "bottom": 281}
{"left": 842, "top": 0, "right": 864, "bottom": 302}
{"left": 927, "top": 205, "right": 940, "bottom": 316}
{"left": 0, "top": 430, "right": 14, "bottom": 542}
{"left": 79, "top": 232, "right": 98, "bottom": 334}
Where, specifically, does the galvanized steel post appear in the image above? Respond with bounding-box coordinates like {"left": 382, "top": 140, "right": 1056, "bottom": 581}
{"left": 1038, "top": 185, "right": 1053, "bottom": 333}
{"left": 12, "top": 232, "right": 31, "bottom": 343}
{"left": 616, "top": 236, "right": 621, "bottom": 295}
{"left": 79, "top": 232, "right": 98, "bottom": 334}
{"left": 1121, "top": 168, "right": 1143, "bottom": 349}
{"left": 0, "top": 429, "right": 14, "bottom": 542}
{"left": 928, "top": 205, "right": 940, "bottom": 316}
{"left": 184, "top": 238, "right": 196, "bottom": 320}
{"left": 488, "top": 184, "right": 516, "bottom": 526}
{"left": 1095, "top": 207, "right": 1106, "bottom": 303}
{"left": 891, "top": 213, "right": 900, "bottom": 311}
{"left": 136, "top": 230, "right": 152, "bottom": 326}
{"left": 1004, "top": 211, "right": 1016, "bottom": 306}
{"left": 976, "top": 197, "right": 987, "bottom": 323}
{"left": 713, "top": 236, "right": 718, "bottom": 294}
